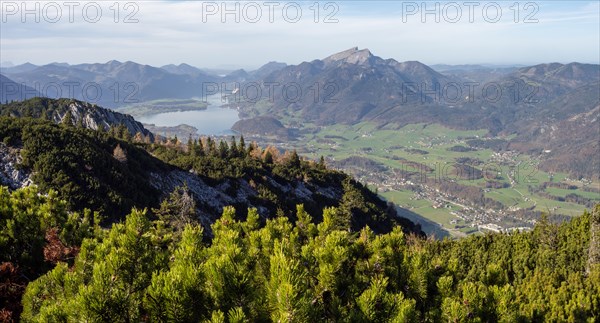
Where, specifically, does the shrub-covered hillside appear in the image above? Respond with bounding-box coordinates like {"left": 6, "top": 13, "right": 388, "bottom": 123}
{"left": 1, "top": 185, "right": 598, "bottom": 322}
{"left": 1, "top": 98, "right": 598, "bottom": 322}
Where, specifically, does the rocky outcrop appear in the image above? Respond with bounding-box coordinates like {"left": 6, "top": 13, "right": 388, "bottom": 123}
{"left": 56, "top": 101, "right": 155, "bottom": 141}
{"left": 1, "top": 98, "right": 155, "bottom": 141}
{"left": 148, "top": 168, "right": 342, "bottom": 232}
{"left": 0, "top": 144, "right": 32, "bottom": 189}
{"left": 150, "top": 170, "right": 251, "bottom": 229}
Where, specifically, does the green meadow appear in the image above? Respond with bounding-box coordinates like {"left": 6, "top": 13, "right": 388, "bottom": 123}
{"left": 290, "top": 122, "right": 599, "bottom": 235}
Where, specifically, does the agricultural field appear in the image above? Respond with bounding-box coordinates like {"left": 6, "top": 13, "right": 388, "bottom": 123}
{"left": 280, "top": 122, "right": 599, "bottom": 237}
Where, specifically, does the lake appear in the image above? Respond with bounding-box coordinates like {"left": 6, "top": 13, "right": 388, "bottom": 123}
{"left": 137, "top": 94, "right": 240, "bottom": 136}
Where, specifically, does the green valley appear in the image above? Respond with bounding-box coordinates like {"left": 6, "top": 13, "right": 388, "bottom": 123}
{"left": 248, "top": 122, "right": 599, "bottom": 237}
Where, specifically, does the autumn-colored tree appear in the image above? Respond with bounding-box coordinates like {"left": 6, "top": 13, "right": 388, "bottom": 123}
{"left": 113, "top": 144, "right": 127, "bottom": 163}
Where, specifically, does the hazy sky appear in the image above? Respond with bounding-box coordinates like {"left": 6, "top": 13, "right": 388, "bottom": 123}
{"left": 1, "top": 1, "right": 599, "bottom": 69}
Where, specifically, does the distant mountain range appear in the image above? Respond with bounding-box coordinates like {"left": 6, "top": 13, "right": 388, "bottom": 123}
{"left": 0, "top": 61, "right": 287, "bottom": 108}
{"left": 160, "top": 63, "right": 214, "bottom": 78}
{"left": 1, "top": 48, "right": 598, "bottom": 178}
{"left": 236, "top": 47, "right": 598, "bottom": 128}
{"left": 0, "top": 62, "right": 38, "bottom": 74}
{"left": 1, "top": 61, "right": 217, "bottom": 108}
{"left": 234, "top": 47, "right": 599, "bottom": 179}
{"left": 430, "top": 64, "right": 522, "bottom": 83}
{"left": 1, "top": 74, "right": 42, "bottom": 103}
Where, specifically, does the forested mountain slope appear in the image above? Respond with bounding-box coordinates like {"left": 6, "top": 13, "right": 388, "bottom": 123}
{"left": 0, "top": 98, "right": 420, "bottom": 235}
{"left": 2, "top": 61, "right": 217, "bottom": 108}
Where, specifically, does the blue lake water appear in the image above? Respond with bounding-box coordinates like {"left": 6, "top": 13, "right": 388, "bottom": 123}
{"left": 137, "top": 95, "right": 240, "bottom": 136}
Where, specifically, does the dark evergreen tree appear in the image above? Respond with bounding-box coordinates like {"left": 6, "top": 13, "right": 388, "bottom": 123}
{"left": 239, "top": 135, "right": 246, "bottom": 154}
{"left": 229, "top": 136, "right": 239, "bottom": 158}
{"left": 264, "top": 151, "right": 273, "bottom": 164}
{"left": 61, "top": 110, "right": 73, "bottom": 127}
{"left": 218, "top": 140, "right": 229, "bottom": 158}
{"left": 318, "top": 156, "right": 326, "bottom": 169}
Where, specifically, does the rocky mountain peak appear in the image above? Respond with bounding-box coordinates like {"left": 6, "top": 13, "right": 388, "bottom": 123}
{"left": 323, "top": 47, "right": 374, "bottom": 66}
{"left": 106, "top": 59, "right": 122, "bottom": 65}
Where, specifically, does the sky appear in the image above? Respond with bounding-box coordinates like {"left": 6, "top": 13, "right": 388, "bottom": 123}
{"left": 1, "top": 1, "right": 599, "bottom": 69}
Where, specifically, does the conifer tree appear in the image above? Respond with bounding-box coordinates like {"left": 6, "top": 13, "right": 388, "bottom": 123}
{"left": 289, "top": 150, "right": 301, "bottom": 169}
{"left": 187, "top": 135, "right": 194, "bottom": 155}
{"left": 108, "top": 124, "right": 117, "bottom": 137}
{"left": 207, "top": 137, "right": 217, "bottom": 156}
{"left": 153, "top": 184, "right": 197, "bottom": 233}
{"left": 218, "top": 140, "right": 229, "bottom": 158}
{"left": 267, "top": 240, "right": 309, "bottom": 322}
{"left": 193, "top": 139, "right": 204, "bottom": 157}
{"left": 229, "top": 136, "right": 239, "bottom": 158}
{"left": 113, "top": 144, "right": 127, "bottom": 163}
{"left": 239, "top": 136, "right": 246, "bottom": 155}
{"left": 264, "top": 151, "right": 274, "bottom": 164}
{"left": 133, "top": 132, "right": 144, "bottom": 143}
{"left": 318, "top": 156, "right": 326, "bottom": 169}
{"left": 146, "top": 224, "right": 208, "bottom": 322}
{"left": 61, "top": 110, "right": 73, "bottom": 127}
